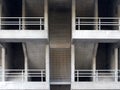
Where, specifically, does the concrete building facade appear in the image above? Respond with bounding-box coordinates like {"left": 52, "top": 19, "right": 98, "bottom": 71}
{"left": 0, "top": 0, "right": 119, "bottom": 90}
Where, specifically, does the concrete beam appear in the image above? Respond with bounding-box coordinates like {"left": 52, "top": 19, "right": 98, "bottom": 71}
{"left": 73, "top": 30, "right": 120, "bottom": 42}
{"left": 0, "top": 30, "right": 48, "bottom": 42}
{"left": 71, "top": 82, "right": 120, "bottom": 89}
{"left": 0, "top": 82, "right": 49, "bottom": 89}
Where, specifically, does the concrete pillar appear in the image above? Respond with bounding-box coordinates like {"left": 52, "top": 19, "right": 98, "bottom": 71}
{"left": 71, "top": 45, "right": 75, "bottom": 82}
{"left": 0, "top": 0, "right": 2, "bottom": 30}
{"left": 92, "top": 44, "right": 98, "bottom": 82}
{"left": 22, "top": 0, "right": 25, "bottom": 30}
{"left": 1, "top": 47, "right": 5, "bottom": 81}
{"left": 93, "top": 0, "right": 98, "bottom": 82}
{"left": 118, "top": 5, "right": 120, "bottom": 30}
{"left": 44, "top": 0, "right": 48, "bottom": 36}
{"left": 22, "top": 43, "right": 28, "bottom": 81}
{"left": 72, "top": 0, "right": 76, "bottom": 33}
{"left": 94, "top": 0, "right": 98, "bottom": 30}
{"left": 0, "top": 44, "right": 5, "bottom": 82}
{"left": 115, "top": 48, "right": 118, "bottom": 82}
{"left": 46, "top": 45, "right": 50, "bottom": 84}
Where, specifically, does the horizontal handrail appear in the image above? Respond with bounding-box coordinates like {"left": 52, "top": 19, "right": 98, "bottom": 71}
{"left": 75, "top": 17, "right": 120, "bottom": 30}
{"left": 0, "top": 17, "right": 45, "bottom": 30}
{"left": 76, "top": 17, "right": 120, "bottom": 19}
{"left": 0, "top": 69, "right": 46, "bottom": 82}
{"left": 75, "top": 69, "right": 120, "bottom": 82}
{"left": 0, "top": 17, "right": 44, "bottom": 19}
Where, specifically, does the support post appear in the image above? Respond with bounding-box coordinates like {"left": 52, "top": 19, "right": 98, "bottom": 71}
{"left": 44, "top": 0, "right": 48, "bottom": 36}
{"left": 22, "top": 43, "right": 28, "bottom": 82}
{"left": 0, "top": 0, "right": 2, "bottom": 30}
{"left": 22, "top": 0, "right": 25, "bottom": 30}
{"left": 46, "top": 45, "right": 49, "bottom": 83}
{"left": 115, "top": 48, "right": 118, "bottom": 82}
{"left": 71, "top": 45, "right": 75, "bottom": 82}
{"left": 119, "top": 18, "right": 120, "bottom": 30}
{"left": 92, "top": 44, "right": 98, "bottom": 82}
{"left": 1, "top": 47, "right": 5, "bottom": 81}
{"left": 93, "top": 57, "right": 96, "bottom": 82}
{"left": 72, "top": 0, "right": 76, "bottom": 35}
{"left": 94, "top": 0, "right": 98, "bottom": 30}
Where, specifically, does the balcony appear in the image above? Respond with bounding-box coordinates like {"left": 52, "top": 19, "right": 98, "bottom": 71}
{"left": 72, "top": 17, "right": 120, "bottom": 43}
{"left": 71, "top": 69, "right": 120, "bottom": 89}
{"left": 0, "top": 69, "right": 50, "bottom": 89}
{"left": 0, "top": 44, "right": 50, "bottom": 89}
{"left": 74, "top": 69, "right": 119, "bottom": 82}
{"left": 0, "top": 17, "right": 48, "bottom": 42}
{"left": 71, "top": 44, "right": 120, "bottom": 89}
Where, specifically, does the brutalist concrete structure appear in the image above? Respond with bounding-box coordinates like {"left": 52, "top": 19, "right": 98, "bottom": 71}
{"left": 0, "top": 0, "right": 119, "bottom": 90}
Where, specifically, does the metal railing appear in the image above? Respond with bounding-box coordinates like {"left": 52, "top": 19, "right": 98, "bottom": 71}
{"left": 0, "top": 17, "right": 45, "bottom": 30}
{"left": 75, "top": 17, "right": 120, "bottom": 30}
{"left": 0, "top": 69, "right": 46, "bottom": 82}
{"left": 75, "top": 69, "right": 120, "bottom": 82}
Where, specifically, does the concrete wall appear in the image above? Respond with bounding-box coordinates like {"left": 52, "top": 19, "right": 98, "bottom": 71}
{"left": 75, "top": 43, "right": 95, "bottom": 69}
{"left": 109, "top": 44, "right": 115, "bottom": 70}
{"left": 25, "top": 0, "right": 44, "bottom": 17}
{"left": 49, "top": 0, "right": 71, "bottom": 82}
{"left": 26, "top": 42, "right": 46, "bottom": 69}
{"left": 76, "top": 0, "right": 95, "bottom": 17}
{"left": 50, "top": 48, "right": 71, "bottom": 82}
{"left": 49, "top": 0, "right": 71, "bottom": 48}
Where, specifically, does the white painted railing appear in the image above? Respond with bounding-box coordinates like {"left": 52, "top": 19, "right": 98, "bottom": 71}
{"left": 75, "top": 17, "right": 120, "bottom": 30}
{"left": 0, "top": 69, "right": 46, "bottom": 82}
{"left": 75, "top": 69, "right": 120, "bottom": 82}
{"left": 0, "top": 17, "right": 44, "bottom": 30}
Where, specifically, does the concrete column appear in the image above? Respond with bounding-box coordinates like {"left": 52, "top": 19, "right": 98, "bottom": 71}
{"left": 22, "top": 0, "right": 25, "bottom": 30}
{"left": 94, "top": 0, "right": 98, "bottom": 30}
{"left": 44, "top": 0, "right": 48, "bottom": 37}
{"left": 115, "top": 48, "right": 118, "bottom": 82}
{"left": 1, "top": 47, "right": 5, "bottom": 81}
{"left": 72, "top": 0, "right": 76, "bottom": 34}
{"left": 46, "top": 45, "right": 50, "bottom": 84}
{"left": 22, "top": 43, "right": 28, "bottom": 81}
{"left": 118, "top": 5, "right": 120, "bottom": 30}
{"left": 0, "top": 0, "right": 2, "bottom": 30}
{"left": 71, "top": 45, "right": 75, "bottom": 82}
{"left": 92, "top": 44, "right": 98, "bottom": 82}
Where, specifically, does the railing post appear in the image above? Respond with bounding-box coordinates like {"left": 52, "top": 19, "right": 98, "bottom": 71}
{"left": 78, "top": 18, "right": 80, "bottom": 30}
{"left": 19, "top": 18, "right": 21, "bottom": 30}
{"left": 22, "top": 70, "right": 24, "bottom": 82}
{"left": 40, "top": 18, "right": 41, "bottom": 30}
{"left": 119, "top": 18, "right": 120, "bottom": 30}
{"left": 22, "top": 17, "right": 25, "bottom": 30}
{"left": 98, "top": 18, "right": 101, "bottom": 30}
{"left": 0, "top": 17, "right": 1, "bottom": 30}
{"left": 96, "top": 70, "right": 98, "bottom": 82}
